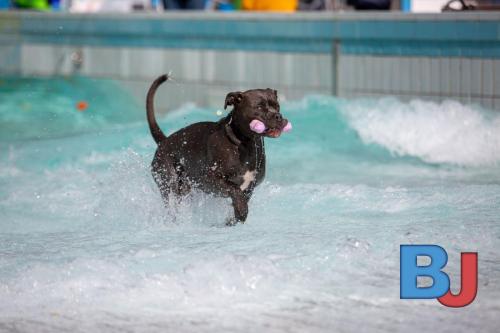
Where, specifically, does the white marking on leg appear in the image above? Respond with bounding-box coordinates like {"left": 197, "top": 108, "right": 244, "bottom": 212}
{"left": 240, "top": 170, "right": 256, "bottom": 191}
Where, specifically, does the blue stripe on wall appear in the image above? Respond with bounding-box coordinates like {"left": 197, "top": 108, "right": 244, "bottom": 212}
{"left": 19, "top": 17, "right": 500, "bottom": 41}
{"left": 341, "top": 40, "right": 500, "bottom": 57}
{"left": 1, "top": 12, "right": 500, "bottom": 57}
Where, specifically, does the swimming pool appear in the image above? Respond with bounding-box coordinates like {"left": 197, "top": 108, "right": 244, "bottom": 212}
{"left": 1, "top": 77, "right": 499, "bottom": 332}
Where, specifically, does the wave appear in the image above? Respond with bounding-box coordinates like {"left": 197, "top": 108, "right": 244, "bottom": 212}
{"left": 2, "top": 76, "right": 499, "bottom": 168}
{"left": 339, "top": 98, "right": 500, "bottom": 167}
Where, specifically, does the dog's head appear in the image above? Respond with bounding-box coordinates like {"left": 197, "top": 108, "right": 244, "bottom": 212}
{"left": 224, "top": 89, "right": 289, "bottom": 139}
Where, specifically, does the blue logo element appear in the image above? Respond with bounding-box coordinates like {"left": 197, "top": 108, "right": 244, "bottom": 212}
{"left": 400, "top": 245, "right": 450, "bottom": 299}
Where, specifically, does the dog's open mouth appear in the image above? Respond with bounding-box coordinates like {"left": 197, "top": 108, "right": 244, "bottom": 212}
{"left": 265, "top": 121, "right": 291, "bottom": 138}
{"left": 265, "top": 128, "right": 282, "bottom": 138}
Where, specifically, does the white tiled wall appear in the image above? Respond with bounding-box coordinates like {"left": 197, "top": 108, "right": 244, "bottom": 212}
{"left": 338, "top": 54, "right": 500, "bottom": 110}
{"left": 18, "top": 44, "right": 332, "bottom": 110}
{"left": 11, "top": 44, "right": 500, "bottom": 111}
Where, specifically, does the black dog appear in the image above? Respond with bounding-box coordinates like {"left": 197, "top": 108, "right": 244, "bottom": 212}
{"left": 146, "top": 74, "right": 289, "bottom": 225}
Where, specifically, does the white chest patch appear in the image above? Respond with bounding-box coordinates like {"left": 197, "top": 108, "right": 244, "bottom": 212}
{"left": 240, "top": 170, "right": 256, "bottom": 191}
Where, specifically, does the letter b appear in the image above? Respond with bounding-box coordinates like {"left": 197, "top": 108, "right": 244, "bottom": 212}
{"left": 400, "top": 245, "right": 450, "bottom": 299}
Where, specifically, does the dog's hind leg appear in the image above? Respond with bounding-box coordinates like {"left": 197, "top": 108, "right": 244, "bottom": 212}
{"left": 152, "top": 154, "right": 193, "bottom": 204}
{"left": 174, "top": 163, "right": 191, "bottom": 197}
{"left": 152, "top": 156, "right": 185, "bottom": 224}
{"left": 151, "top": 154, "right": 177, "bottom": 204}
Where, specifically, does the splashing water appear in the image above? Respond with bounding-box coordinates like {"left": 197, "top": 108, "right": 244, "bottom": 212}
{"left": 1, "top": 78, "right": 500, "bottom": 332}
{"left": 342, "top": 98, "right": 500, "bottom": 166}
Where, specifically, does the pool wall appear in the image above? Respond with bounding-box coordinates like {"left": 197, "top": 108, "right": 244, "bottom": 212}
{"left": 1, "top": 11, "right": 499, "bottom": 111}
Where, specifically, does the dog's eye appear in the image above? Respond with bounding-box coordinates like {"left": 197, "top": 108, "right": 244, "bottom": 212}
{"left": 268, "top": 102, "right": 279, "bottom": 111}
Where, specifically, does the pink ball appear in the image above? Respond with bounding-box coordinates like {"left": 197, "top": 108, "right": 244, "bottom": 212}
{"left": 282, "top": 121, "right": 292, "bottom": 132}
{"left": 249, "top": 119, "right": 266, "bottom": 134}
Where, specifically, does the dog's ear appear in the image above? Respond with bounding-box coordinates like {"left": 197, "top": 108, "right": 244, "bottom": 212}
{"left": 224, "top": 92, "right": 243, "bottom": 110}
{"left": 266, "top": 88, "right": 278, "bottom": 100}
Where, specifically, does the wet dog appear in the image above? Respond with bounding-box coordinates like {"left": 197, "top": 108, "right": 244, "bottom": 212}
{"left": 146, "top": 74, "right": 290, "bottom": 225}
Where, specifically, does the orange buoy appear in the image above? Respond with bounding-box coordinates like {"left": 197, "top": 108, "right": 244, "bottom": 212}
{"left": 76, "top": 101, "right": 88, "bottom": 112}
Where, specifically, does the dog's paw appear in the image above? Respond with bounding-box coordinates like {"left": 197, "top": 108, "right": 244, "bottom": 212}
{"left": 225, "top": 217, "right": 240, "bottom": 227}
{"left": 225, "top": 217, "right": 236, "bottom": 226}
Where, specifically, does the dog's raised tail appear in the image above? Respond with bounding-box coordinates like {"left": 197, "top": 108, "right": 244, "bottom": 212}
{"left": 146, "top": 74, "right": 169, "bottom": 144}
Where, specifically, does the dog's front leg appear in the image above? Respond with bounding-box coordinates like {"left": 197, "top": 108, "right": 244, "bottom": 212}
{"left": 206, "top": 170, "right": 248, "bottom": 226}
{"left": 227, "top": 190, "right": 248, "bottom": 226}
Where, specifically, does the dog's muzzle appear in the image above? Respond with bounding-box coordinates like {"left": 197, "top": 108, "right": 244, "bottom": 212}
{"left": 249, "top": 119, "right": 292, "bottom": 138}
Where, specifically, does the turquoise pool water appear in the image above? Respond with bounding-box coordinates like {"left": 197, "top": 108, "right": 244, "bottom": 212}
{"left": 1, "top": 77, "right": 500, "bottom": 332}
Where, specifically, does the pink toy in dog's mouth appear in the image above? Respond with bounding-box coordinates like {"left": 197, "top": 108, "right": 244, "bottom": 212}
{"left": 249, "top": 119, "right": 292, "bottom": 138}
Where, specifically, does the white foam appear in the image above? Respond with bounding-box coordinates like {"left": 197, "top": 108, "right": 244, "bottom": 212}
{"left": 342, "top": 98, "right": 500, "bottom": 166}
